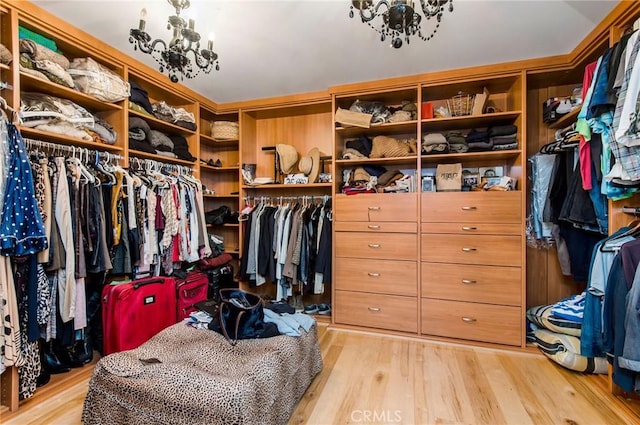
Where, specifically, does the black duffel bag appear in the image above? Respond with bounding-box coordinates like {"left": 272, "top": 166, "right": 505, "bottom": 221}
{"left": 205, "top": 205, "right": 231, "bottom": 225}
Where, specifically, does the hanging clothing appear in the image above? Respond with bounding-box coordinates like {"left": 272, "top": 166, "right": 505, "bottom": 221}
{"left": 0, "top": 122, "right": 47, "bottom": 256}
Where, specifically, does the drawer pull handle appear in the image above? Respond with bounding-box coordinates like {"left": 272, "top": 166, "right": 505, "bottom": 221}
{"left": 368, "top": 307, "right": 381, "bottom": 312}
{"left": 461, "top": 226, "right": 477, "bottom": 231}
{"left": 368, "top": 206, "right": 381, "bottom": 211}
{"left": 461, "top": 317, "right": 477, "bottom": 323}
{"left": 461, "top": 206, "right": 477, "bottom": 211}
{"left": 368, "top": 225, "right": 381, "bottom": 229}
{"left": 368, "top": 272, "right": 380, "bottom": 277}
{"left": 368, "top": 243, "right": 381, "bottom": 248}
{"left": 462, "top": 247, "right": 477, "bottom": 252}
{"left": 461, "top": 279, "right": 477, "bottom": 284}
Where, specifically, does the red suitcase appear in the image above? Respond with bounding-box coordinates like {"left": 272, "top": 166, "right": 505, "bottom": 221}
{"left": 176, "top": 271, "right": 209, "bottom": 321}
{"left": 102, "top": 277, "right": 177, "bottom": 355}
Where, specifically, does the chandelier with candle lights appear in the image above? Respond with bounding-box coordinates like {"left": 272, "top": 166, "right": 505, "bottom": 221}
{"left": 349, "top": 0, "right": 454, "bottom": 49}
{"left": 129, "top": 0, "right": 219, "bottom": 83}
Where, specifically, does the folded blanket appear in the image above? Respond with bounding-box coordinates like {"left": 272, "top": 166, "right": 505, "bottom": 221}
{"left": 128, "top": 139, "right": 155, "bottom": 154}
{"left": 19, "top": 64, "right": 49, "bottom": 82}
{"left": 345, "top": 135, "right": 372, "bottom": 157}
{"left": 551, "top": 292, "right": 586, "bottom": 323}
{"left": 466, "top": 129, "right": 490, "bottom": 143}
{"left": 490, "top": 133, "right": 518, "bottom": 145}
{"left": 129, "top": 81, "right": 154, "bottom": 114}
{"left": 128, "top": 116, "right": 151, "bottom": 135}
{"left": 467, "top": 140, "right": 493, "bottom": 151}
{"left": 20, "top": 55, "right": 73, "bottom": 88}
{"left": 19, "top": 38, "right": 69, "bottom": 69}
{"left": 35, "top": 120, "right": 92, "bottom": 141}
{"left": 342, "top": 148, "right": 366, "bottom": 159}
{"left": 32, "top": 59, "right": 74, "bottom": 88}
{"left": 152, "top": 101, "right": 196, "bottom": 124}
{"left": 423, "top": 143, "right": 449, "bottom": 154}
{"left": 491, "top": 141, "right": 519, "bottom": 151}
{"left": 128, "top": 129, "right": 146, "bottom": 141}
{"left": 93, "top": 117, "right": 117, "bottom": 145}
{"left": 129, "top": 102, "right": 154, "bottom": 117}
{"left": 147, "top": 130, "right": 174, "bottom": 151}
{"left": 488, "top": 124, "right": 517, "bottom": 137}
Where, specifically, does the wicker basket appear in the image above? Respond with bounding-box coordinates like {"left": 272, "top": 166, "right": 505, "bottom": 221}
{"left": 211, "top": 121, "right": 239, "bottom": 140}
{"left": 447, "top": 92, "right": 475, "bottom": 117}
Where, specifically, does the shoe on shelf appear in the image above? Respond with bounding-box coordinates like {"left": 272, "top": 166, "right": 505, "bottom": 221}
{"left": 317, "top": 303, "right": 332, "bottom": 315}
{"left": 207, "top": 158, "right": 223, "bottom": 167}
{"left": 304, "top": 304, "right": 319, "bottom": 314}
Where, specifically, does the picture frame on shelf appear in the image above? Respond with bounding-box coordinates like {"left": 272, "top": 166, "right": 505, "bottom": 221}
{"left": 422, "top": 175, "right": 435, "bottom": 192}
{"left": 479, "top": 166, "right": 504, "bottom": 178}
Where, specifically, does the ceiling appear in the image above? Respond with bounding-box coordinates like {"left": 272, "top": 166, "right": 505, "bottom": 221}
{"left": 32, "top": 0, "right": 620, "bottom": 105}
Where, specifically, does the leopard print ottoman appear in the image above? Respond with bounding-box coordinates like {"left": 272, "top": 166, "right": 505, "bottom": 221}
{"left": 82, "top": 322, "right": 322, "bottom": 425}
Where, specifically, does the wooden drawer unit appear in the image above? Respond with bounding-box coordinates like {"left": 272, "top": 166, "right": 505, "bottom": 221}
{"left": 336, "top": 258, "right": 417, "bottom": 296}
{"left": 420, "top": 222, "right": 521, "bottom": 236}
{"left": 421, "top": 263, "right": 521, "bottom": 306}
{"left": 336, "top": 193, "right": 417, "bottom": 222}
{"left": 421, "top": 299, "right": 521, "bottom": 346}
{"left": 421, "top": 234, "right": 521, "bottom": 266}
{"left": 335, "top": 291, "right": 418, "bottom": 333}
{"left": 336, "top": 232, "right": 417, "bottom": 260}
{"left": 422, "top": 191, "right": 521, "bottom": 223}
{"left": 335, "top": 221, "right": 417, "bottom": 233}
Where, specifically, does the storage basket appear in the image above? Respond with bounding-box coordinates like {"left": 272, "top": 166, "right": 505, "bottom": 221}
{"left": 211, "top": 121, "right": 239, "bottom": 140}
{"left": 447, "top": 92, "right": 475, "bottom": 117}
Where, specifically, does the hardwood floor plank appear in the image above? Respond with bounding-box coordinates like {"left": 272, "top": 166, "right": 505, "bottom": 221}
{"left": 3, "top": 328, "right": 639, "bottom": 425}
{"left": 474, "top": 351, "right": 534, "bottom": 425}
{"left": 454, "top": 350, "right": 507, "bottom": 425}
{"left": 421, "top": 344, "right": 476, "bottom": 424}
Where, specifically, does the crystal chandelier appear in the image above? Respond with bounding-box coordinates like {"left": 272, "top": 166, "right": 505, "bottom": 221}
{"left": 129, "top": 0, "right": 220, "bottom": 83}
{"left": 349, "top": 0, "right": 454, "bottom": 49}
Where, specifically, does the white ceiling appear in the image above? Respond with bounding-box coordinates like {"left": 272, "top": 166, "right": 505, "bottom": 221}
{"left": 32, "top": 0, "right": 619, "bottom": 104}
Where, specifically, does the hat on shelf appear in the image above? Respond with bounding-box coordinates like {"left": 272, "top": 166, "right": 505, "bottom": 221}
{"left": 298, "top": 147, "right": 321, "bottom": 183}
{"left": 276, "top": 143, "right": 298, "bottom": 174}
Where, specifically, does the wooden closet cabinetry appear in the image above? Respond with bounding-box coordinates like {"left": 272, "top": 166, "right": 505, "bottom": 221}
{"left": 334, "top": 193, "right": 419, "bottom": 333}
{"left": 421, "top": 191, "right": 523, "bottom": 346}
{"left": 331, "top": 86, "right": 420, "bottom": 334}
{"left": 419, "top": 73, "right": 525, "bottom": 347}
{"left": 199, "top": 106, "right": 241, "bottom": 257}
{"left": 238, "top": 100, "right": 334, "bottom": 306}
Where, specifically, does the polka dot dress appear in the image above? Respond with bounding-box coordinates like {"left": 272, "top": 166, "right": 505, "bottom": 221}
{"left": 0, "top": 123, "right": 47, "bottom": 256}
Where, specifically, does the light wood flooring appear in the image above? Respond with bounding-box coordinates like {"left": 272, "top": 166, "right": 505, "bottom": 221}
{"left": 3, "top": 324, "right": 640, "bottom": 425}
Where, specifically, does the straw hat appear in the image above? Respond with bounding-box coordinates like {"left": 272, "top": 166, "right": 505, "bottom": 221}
{"left": 298, "top": 147, "right": 321, "bottom": 183}
{"left": 276, "top": 144, "right": 298, "bottom": 174}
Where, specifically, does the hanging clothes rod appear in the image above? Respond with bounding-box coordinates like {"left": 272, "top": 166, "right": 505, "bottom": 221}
{"left": 129, "top": 156, "right": 194, "bottom": 176}
{"left": 23, "top": 137, "right": 123, "bottom": 162}
{"left": 243, "top": 195, "right": 331, "bottom": 204}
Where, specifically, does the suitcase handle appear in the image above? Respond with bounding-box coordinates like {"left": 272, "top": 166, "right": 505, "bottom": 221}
{"left": 133, "top": 278, "right": 166, "bottom": 289}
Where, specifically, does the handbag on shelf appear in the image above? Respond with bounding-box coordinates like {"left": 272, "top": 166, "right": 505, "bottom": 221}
{"left": 205, "top": 205, "right": 232, "bottom": 225}
{"left": 208, "top": 289, "right": 265, "bottom": 345}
